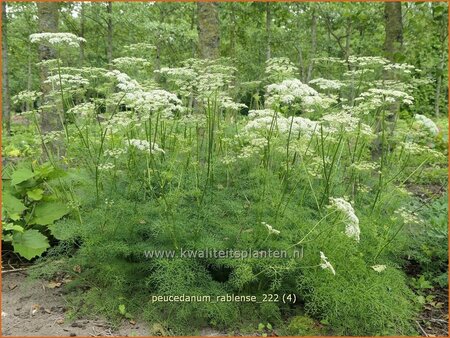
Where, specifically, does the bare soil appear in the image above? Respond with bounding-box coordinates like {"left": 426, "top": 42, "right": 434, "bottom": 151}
{"left": 1, "top": 271, "right": 150, "bottom": 337}
{"left": 2, "top": 269, "right": 447, "bottom": 336}
{"left": 1, "top": 270, "right": 226, "bottom": 336}
{"left": 415, "top": 286, "right": 449, "bottom": 337}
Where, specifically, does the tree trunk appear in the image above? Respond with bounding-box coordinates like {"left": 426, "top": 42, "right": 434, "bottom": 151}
{"left": 383, "top": 2, "right": 403, "bottom": 115}
{"left": 266, "top": 3, "right": 272, "bottom": 60}
{"left": 297, "top": 46, "right": 304, "bottom": 82}
{"left": 383, "top": 2, "right": 402, "bottom": 62}
{"left": 306, "top": 7, "right": 317, "bottom": 82}
{"left": 191, "top": 5, "right": 197, "bottom": 57}
{"left": 327, "top": 29, "right": 332, "bottom": 55}
{"left": 345, "top": 19, "right": 352, "bottom": 63}
{"left": 80, "top": 2, "right": 86, "bottom": 66}
{"left": 106, "top": 2, "right": 113, "bottom": 67}
{"left": 230, "top": 2, "right": 236, "bottom": 58}
{"left": 2, "top": 2, "right": 11, "bottom": 135}
{"left": 434, "top": 7, "right": 448, "bottom": 117}
{"left": 197, "top": 2, "right": 220, "bottom": 59}
{"left": 155, "top": 6, "right": 166, "bottom": 79}
{"left": 27, "top": 45, "right": 33, "bottom": 111}
{"left": 372, "top": 2, "right": 403, "bottom": 159}
{"left": 37, "top": 2, "right": 60, "bottom": 133}
{"left": 434, "top": 40, "right": 446, "bottom": 117}
{"left": 295, "top": 4, "right": 305, "bottom": 81}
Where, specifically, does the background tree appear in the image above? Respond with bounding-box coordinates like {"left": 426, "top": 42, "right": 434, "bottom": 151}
{"left": 384, "top": 2, "right": 403, "bottom": 62}
{"left": 384, "top": 2, "right": 405, "bottom": 122}
{"left": 79, "top": 2, "right": 86, "bottom": 65}
{"left": 197, "top": 2, "right": 220, "bottom": 59}
{"left": 306, "top": 6, "right": 317, "bottom": 82}
{"left": 431, "top": 3, "right": 448, "bottom": 116}
{"left": 106, "top": 1, "right": 113, "bottom": 66}
{"left": 265, "top": 2, "right": 272, "bottom": 60}
{"left": 2, "top": 2, "right": 11, "bottom": 134}
{"left": 37, "top": 2, "right": 60, "bottom": 132}
{"left": 3, "top": 2, "right": 447, "bottom": 118}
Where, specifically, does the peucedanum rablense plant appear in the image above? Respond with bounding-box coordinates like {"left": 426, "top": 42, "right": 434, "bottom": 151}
{"left": 4, "top": 33, "right": 447, "bottom": 336}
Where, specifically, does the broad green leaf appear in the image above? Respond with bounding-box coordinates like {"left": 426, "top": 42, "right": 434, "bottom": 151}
{"left": 12, "top": 229, "right": 50, "bottom": 260}
{"left": 27, "top": 188, "right": 44, "bottom": 201}
{"left": 31, "top": 201, "right": 70, "bottom": 225}
{"left": 3, "top": 223, "right": 24, "bottom": 233}
{"left": 118, "top": 304, "right": 126, "bottom": 315}
{"left": 2, "top": 191, "right": 27, "bottom": 219}
{"left": 9, "top": 214, "right": 22, "bottom": 221}
{"left": 34, "top": 162, "right": 54, "bottom": 178}
{"left": 11, "top": 167, "right": 36, "bottom": 186}
{"left": 36, "top": 163, "right": 66, "bottom": 181}
{"left": 3, "top": 234, "right": 13, "bottom": 242}
{"left": 48, "top": 219, "right": 79, "bottom": 241}
{"left": 417, "top": 295, "right": 426, "bottom": 305}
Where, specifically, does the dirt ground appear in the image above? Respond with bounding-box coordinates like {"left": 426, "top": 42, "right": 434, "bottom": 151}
{"left": 2, "top": 270, "right": 447, "bottom": 336}
{"left": 1, "top": 271, "right": 151, "bottom": 337}
{"left": 1, "top": 271, "right": 226, "bottom": 336}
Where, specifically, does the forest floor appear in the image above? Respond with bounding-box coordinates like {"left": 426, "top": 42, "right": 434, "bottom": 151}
{"left": 405, "top": 183, "right": 449, "bottom": 338}
{"left": 1, "top": 271, "right": 153, "bottom": 337}
{"left": 415, "top": 286, "right": 449, "bottom": 337}
{"left": 2, "top": 269, "right": 447, "bottom": 337}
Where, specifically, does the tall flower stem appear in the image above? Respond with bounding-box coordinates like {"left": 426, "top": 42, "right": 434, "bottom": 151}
{"left": 56, "top": 53, "right": 69, "bottom": 140}
{"left": 371, "top": 109, "right": 386, "bottom": 211}
{"left": 289, "top": 209, "right": 338, "bottom": 248}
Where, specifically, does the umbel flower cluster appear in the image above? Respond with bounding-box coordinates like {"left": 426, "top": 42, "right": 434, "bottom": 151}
{"left": 157, "top": 58, "right": 242, "bottom": 110}
{"left": 30, "top": 32, "right": 86, "bottom": 47}
{"left": 265, "top": 78, "right": 326, "bottom": 109}
{"left": 265, "top": 57, "right": 298, "bottom": 81}
{"left": 328, "top": 197, "right": 360, "bottom": 242}
{"left": 124, "top": 89, "right": 184, "bottom": 118}
{"left": 243, "top": 109, "right": 319, "bottom": 136}
{"left": 414, "top": 114, "right": 439, "bottom": 135}
{"left": 128, "top": 139, "right": 165, "bottom": 154}
{"left": 12, "top": 90, "right": 42, "bottom": 105}
{"left": 112, "top": 57, "right": 151, "bottom": 68}
{"left": 320, "top": 251, "right": 336, "bottom": 275}
{"left": 309, "top": 78, "right": 344, "bottom": 91}
{"left": 23, "top": 32, "right": 443, "bottom": 287}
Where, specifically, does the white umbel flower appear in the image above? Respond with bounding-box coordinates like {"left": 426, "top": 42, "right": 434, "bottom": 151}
{"left": 124, "top": 89, "right": 183, "bottom": 118}
{"left": 244, "top": 109, "right": 318, "bottom": 136}
{"left": 112, "top": 57, "right": 150, "bottom": 67}
{"left": 309, "top": 78, "right": 344, "bottom": 90}
{"left": 357, "top": 88, "right": 414, "bottom": 106}
{"left": 261, "top": 222, "right": 280, "bottom": 235}
{"left": 320, "top": 251, "right": 336, "bottom": 275}
{"left": 128, "top": 139, "right": 165, "bottom": 154}
{"left": 329, "top": 197, "right": 360, "bottom": 242}
{"left": 414, "top": 114, "right": 439, "bottom": 136}
{"left": 371, "top": 265, "right": 387, "bottom": 273}
{"left": 106, "top": 70, "right": 142, "bottom": 92}
{"left": 219, "top": 96, "right": 247, "bottom": 111}
{"left": 266, "top": 79, "right": 324, "bottom": 108}
{"left": 30, "top": 32, "right": 86, "bottom": 47}
{"left": 44, "top": 74, "right": 89, "bottom": 87}
{"left": 12, "top": 90, "right": 42, "bottom": 105}
{"left": 98, "top": 163, "right": 115, "bottom": 171}
{"left": 265, "top": 57, "right": 298, "bottom": 81}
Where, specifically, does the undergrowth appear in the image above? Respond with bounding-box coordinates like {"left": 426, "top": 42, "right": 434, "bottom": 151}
{"left": 6, "top": 33, "right": 448, "bottom": 336}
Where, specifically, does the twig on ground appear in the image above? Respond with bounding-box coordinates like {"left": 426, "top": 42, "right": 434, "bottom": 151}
{"left": 416, "top": 320, "right": 429, "bottom": 337}
{"left": 2, "top": 267, "right": 28, "bottom": 274}
{"left": 427, "top": 318, "right": 449, "bottom": 324}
